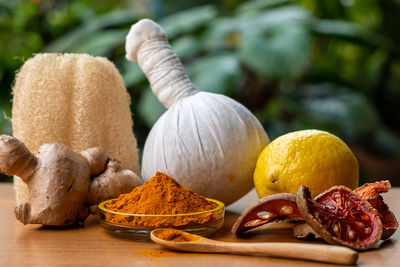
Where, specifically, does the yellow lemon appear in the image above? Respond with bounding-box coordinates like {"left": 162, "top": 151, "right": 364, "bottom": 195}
{"left": 254, "top": 129, "right": 359, "bottom": 198}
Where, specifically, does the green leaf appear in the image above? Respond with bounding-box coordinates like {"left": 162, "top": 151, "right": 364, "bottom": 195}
{"left": 137, "top": 88, "right": 166, "bottom": 128}
{"left": 45, "top": 9, "right": 136, "bottom": 52}
{"left": 202, "top": 17, "right": 238, "bottom": 50}
{"left": 237, "top": 6, "right": 311, "bottom": 32}
{"left": 370, "top": 128, "right": 400, "bottom": 157}
{"left": 294, "top": 84, "right": 381, "bottom": 139}
{"left": 236, "top": 0, "right": 293, "bottom": 15}
{"left": 0, "top": 105, "right": 12, "bottom": 136}
{"left": 0, "top": 0, "right": 18, "bottom": 11}
{"left": 187, "top": 54, "right": 241, "bottom": 95}
{"left": 239, "top": 24, "right": 311, "bottom": 79}
{"left": 171, "top": 36, "right": 201, "bottom": 59}
{"left": 72, "top": 29, "right": 127, "bottom": 56}
{"left": 234, "top": 6, "right": 312, "bottom": 79}
{"left": 159, "top": 5, "right": 217, "bottom": 38}
{"left": 311, "top": 19, "right": 394, "bottom": 50}
{"left": 121, "top": 60, "right": 146, "bottom": 88}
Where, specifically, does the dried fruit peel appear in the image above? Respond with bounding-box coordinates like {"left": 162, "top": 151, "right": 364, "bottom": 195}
{"left": 293, "top": 223, "right": 321, "bottom": 239}
{"left": 353, "top": 180, "right": 398, "bottom": 240}
{"left": 353, "top": 180, "right": 390, "bottom": 199}
{"left": 368, "top": 196, "right": 398, "bottom": 239}
{"left": 232, "top": 193, "right": 303, "bottom": 235}
{"left": 12, "top": 53, "right": 140, "bottom": 205}
{"left": 296, "top": 185, "right": 382, "bottom": 250}
{"left": 234, "top": 180, "right": 397, "bottom": 244}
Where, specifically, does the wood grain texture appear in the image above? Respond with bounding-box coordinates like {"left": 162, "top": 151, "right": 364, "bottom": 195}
{"left": 0, "top": 183, "right": 399, "bottom": 267}
{"left": 150, "top": 229, "right": 358, "bottom": 265}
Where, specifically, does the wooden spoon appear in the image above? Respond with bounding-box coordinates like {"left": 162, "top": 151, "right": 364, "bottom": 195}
{"left": 150, "top": 229, "right": 358, "bottom": 265}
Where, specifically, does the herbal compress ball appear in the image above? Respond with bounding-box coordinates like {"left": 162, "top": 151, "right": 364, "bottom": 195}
{"left": 12, "top": 53, "right": 140, "bottom": 206}
{"left": 126, "top": 19, "right": 269, "bottom": 205}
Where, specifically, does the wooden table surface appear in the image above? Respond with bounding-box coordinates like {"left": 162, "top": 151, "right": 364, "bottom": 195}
{"left": 0, "top": 183, "right": 399, "bottom": 267}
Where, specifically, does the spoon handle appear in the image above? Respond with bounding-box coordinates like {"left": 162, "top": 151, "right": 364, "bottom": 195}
{"left": 212, "top": 242, "right": 358, "bottom": 265}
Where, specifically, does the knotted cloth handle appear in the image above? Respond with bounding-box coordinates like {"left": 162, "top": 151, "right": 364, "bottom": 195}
{"left": 125, "top": 19, "right": 197, "bottom": 108}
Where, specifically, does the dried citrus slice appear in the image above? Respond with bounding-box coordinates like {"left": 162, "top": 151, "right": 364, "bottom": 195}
{"left": 232, "top": 193, "right": 303, "bottom": 235}
{"left": 354, "top": 180, "right": 398, "bottom": 239}
{"left": 293, "top": 223, "right": 321, "bottom": 239}
{"left": 296, "top": 185, "right": 382, "bottom": 250}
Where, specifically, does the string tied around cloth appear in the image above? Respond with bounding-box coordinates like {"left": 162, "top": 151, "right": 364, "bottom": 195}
{"left": 136, "top": 37, "right": 197, "bottom": 108}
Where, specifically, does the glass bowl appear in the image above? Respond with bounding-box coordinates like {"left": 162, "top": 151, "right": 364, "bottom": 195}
{"left": 97, "top": 198, "right": 225, "bottom": 241}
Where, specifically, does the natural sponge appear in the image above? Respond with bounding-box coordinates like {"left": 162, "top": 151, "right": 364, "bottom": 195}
{"left": 12, "top": 53, "right": 140, "bottom": 206}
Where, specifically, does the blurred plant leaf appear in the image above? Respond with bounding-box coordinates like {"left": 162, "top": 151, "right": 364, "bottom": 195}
{"left": 239, "top": 24, "right": 311, "bottom": 79}
{"left": 159, "top": 5, "right": 217, "bottom": 38}
{"left": 121, "top": 60, "right": 146, "bottom": 88}
{"left": 293, "top": 84, "right": 381, "bottom": 140}
{"left": 202, "top": 7, "right": 310, "bottom": 59}
{"left": 72, "top": 29, "right": 127, "bottom": 56}
{"left": 138, "top": 88, "right": 166, "bottom": 128}
{"left": 171, "top": 36, "right": 201, "bottom": 59}
{"left": 0, "top": 104, "right": 12, "bottom": 136}
{"left": 237, "top": 5, "right": 311, "bottom": 32}
{"left": 45, "top": 9, "right": 136, "bottom": 52}
{"left": 311, "top": 19, "right": 394, "bottom": 50}
{"left": 370, "top": 128, "right": 400, "bottom": 157}
{"left": 264, "top": 119, "right": 294, "bottom": 141}
{"left": 0, "top": 119, "right": 11, "bottom": 135}
{"left": 187, "top": 54, "right": 241, "bottom": 94}
{"left": 0, "top": 0, "right": 18, "bottom": 14}
{"left": 236, "top": 0, "right": 293, "bottom": 14}
{"left": 202, "top": 17, "right": 238, "bottom": 50}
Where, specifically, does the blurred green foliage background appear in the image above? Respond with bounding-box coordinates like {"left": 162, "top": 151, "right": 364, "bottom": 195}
{"left": 1, "top": 0, "right": 400, "bottom": 185}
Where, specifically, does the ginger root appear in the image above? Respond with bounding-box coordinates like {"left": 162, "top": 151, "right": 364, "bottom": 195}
{"left": 0, "top": 135, "right": 141, "bottom": 226}
{"left": 88, "top": 159, "right": 141, "bottom": 206}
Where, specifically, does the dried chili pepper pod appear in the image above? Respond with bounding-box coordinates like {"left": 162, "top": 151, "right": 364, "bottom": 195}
{"left": 296, "top": 185, "right": 382, "bottom": 250}
{"left": 232, "top": 193, "right": 303, "bottom": 235}
{"left": 354, "top": 180, "right": 398, "bottom": 240}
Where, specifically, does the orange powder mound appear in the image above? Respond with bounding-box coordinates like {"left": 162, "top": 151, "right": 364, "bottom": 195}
{"left": 104, "top": 172, "right": 219, "bottom": 228}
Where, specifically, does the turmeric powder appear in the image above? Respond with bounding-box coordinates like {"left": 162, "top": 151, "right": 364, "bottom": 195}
{"left": 105, "top": 172, "right": 221, "bottom": 228}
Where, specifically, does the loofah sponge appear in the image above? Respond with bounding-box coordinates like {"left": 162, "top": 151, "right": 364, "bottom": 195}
{"left": 12, "top": 53, "right": 140, "bottom": 205}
